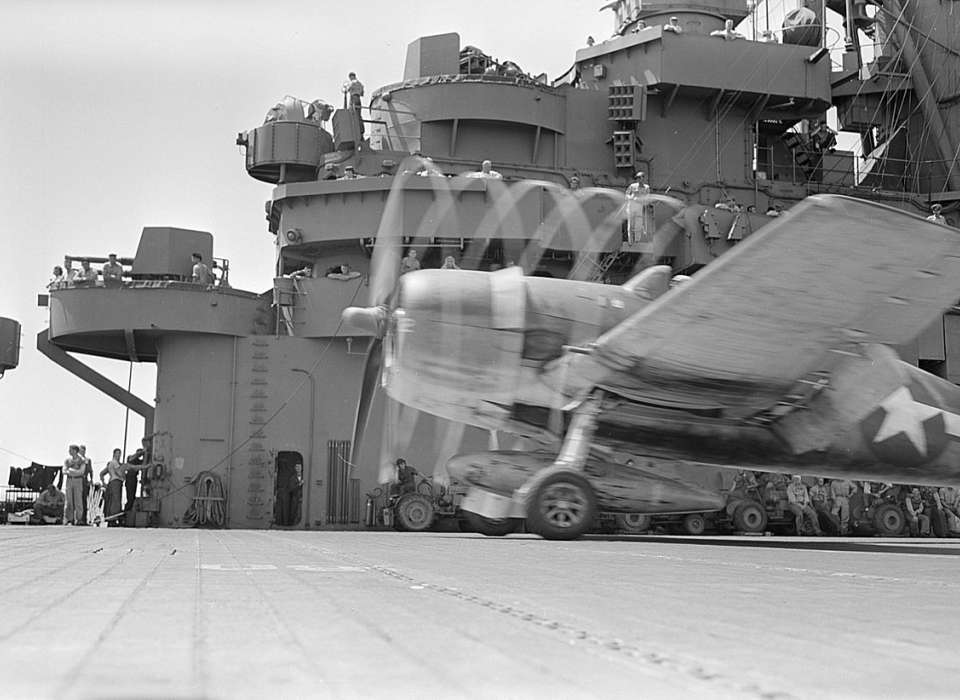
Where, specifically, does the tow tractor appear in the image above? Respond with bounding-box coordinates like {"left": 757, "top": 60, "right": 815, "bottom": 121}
{"left": 366, "top": 468, "right": 468, "bottom": 532}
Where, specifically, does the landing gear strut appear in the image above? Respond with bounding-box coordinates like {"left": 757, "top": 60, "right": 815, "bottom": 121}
{"left": 520, "top": 392, "right": 603, "bottom": 540}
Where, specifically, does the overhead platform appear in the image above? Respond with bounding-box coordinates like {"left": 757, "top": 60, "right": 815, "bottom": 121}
{"left": 47, "top": 283, "right": 262, "bottom": 361}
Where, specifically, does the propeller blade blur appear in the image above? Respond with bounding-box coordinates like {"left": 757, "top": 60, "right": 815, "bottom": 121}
{"left": 349, "top": 337, "right": 382, "bottom": 470}
{"left": 379, "top": 396, "right": 421, "bottom": 484}
{"left": 432, "top": 420, "right": 466, "bottom": 486}
{"left": 342, "top": 306, "right": 387, "bottom": 336}
{"left": 369, "top": 229, "right": 402, "bottom": 306}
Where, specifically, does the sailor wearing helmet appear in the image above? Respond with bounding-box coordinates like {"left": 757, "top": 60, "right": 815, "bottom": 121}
{"left": 926, "top": 203, "right": 947, "bottom": 225}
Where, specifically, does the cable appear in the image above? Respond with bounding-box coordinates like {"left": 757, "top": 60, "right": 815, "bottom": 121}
{"left": 0, "top": 445, "right": 34, "bottom": 462}
{"left": 876, "top": 4, "right": 960, "bottom": 59}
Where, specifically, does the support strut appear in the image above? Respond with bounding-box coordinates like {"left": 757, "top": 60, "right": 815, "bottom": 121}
{"left": 37, "top": 329, "right": 154, "bottom": 435}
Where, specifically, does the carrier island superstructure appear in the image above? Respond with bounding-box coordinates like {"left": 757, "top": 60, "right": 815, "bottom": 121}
{"left": 39, "top": 0, "right": 960, "bottom": 528}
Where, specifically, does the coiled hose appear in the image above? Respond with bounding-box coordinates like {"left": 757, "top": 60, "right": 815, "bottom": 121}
{"left": 183, "top": 471, "right": 226, "bottom": 527}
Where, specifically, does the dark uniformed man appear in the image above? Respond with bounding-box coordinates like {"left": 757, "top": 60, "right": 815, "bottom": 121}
{"left": 395, "top": 458, "right": 417, "bottom": 495}
{"left": 921, "top": 486, "right": 947, "bottom": 537}
{"left": 125, "top": 437, "right": 152, "bottom": 516}
{"left": 276, "top": 460, "right": 302, "bottom": 526}
{"left": 904, "top": 487, "right": 931, "bottom": 537}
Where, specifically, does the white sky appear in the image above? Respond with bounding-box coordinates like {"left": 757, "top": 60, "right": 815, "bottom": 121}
{"left": 2, "top": 0, "right": 845, "bottom": 477}
{"left": 0, "top": 0, "right": 612, "bottom": 473}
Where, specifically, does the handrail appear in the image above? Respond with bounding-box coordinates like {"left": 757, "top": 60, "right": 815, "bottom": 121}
{"left": 48, "top": 279, "right": 258, "bottom": 298}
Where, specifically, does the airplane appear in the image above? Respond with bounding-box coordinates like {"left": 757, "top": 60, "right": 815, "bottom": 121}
{"left": 343, "top": 194, "right": 960, "bottom": 539}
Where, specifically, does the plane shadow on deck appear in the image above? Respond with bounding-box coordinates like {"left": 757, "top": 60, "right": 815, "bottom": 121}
{"left": 428, "top": 532, "right": 960, "bottom": 556}
{"left": 577, "top": 534, "right": 960, "bottom": 556}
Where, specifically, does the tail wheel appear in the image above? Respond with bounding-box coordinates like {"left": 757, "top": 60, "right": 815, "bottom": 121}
{"left": 526, "top": 471, "right": 597, "bottom": 541}
{"left": 461, "top": 510, "right": 520, "bottom": 537}
{"left": 872, "top": 503, "right": 905, "bottom": 536}
{"left": 394, "top": 494, "right": 435, "bottom": 532}
{"left": 682, "top": 513, "right": 706, "bottom": 535}
{"left": 733, "top": 501, "right": 768, "bottom": 533}
{"left": 614, "top": 513, "right": 651, "bottom": 534}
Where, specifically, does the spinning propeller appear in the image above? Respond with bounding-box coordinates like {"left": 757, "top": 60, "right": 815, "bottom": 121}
{"left": 342, "top": 169, "right": 683, "bottom": 484}
{"left": 341, "top": 196, "right": 407, "bottom": 482}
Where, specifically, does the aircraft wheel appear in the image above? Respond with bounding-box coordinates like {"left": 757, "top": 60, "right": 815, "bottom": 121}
{"left": 733, "top": 501, "right": 768, "bottom": 533}
{"left": 614, "top": 513, "right": 651, "bottom": 534}
{"left": 461, "top": 510, "right": 520, "bottom": 537}
{"left": 394, "top": 494, "right": 435, "bottom": 532}
{"left": 872, "top": 503, "right": 905, "bottom": 536}
{"left": 682, "top": 513, "right": 706, "bottom": 536}
{"left": 526, "top": 471, "right": 597, "bottom": 541}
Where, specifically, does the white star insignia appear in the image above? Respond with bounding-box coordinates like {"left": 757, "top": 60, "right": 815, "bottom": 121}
{"left": 872, "top": 387, "right": 942, "bottom": 455}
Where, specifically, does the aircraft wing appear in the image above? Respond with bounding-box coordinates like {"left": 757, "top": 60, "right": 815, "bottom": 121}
{"left": 568, "top": 195, "right": 960, "bottom": 416}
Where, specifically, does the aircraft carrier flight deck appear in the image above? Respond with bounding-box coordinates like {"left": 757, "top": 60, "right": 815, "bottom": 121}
{"left": 2, "top": 529, "right": 957, "bottom": 699}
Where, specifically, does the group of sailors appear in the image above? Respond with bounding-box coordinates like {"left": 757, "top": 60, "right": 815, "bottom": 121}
{"left": 398, "top": 249, "right": 463, "bottom": 275}
{"left": 49, "top": 254, "right": 124, "bottom": 289}
{"left": 30, "top": 438, "right": 152, "bottom": 526}
{"left": 732, "top": 470, "right": 960, "bottom": 537}
{"left": 47, "top": 252, "right": 227, "bottom": 289}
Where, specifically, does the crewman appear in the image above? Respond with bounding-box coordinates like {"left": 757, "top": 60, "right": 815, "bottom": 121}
{"left": 125, "top": 437, "right": 152, "bottom": 517}
{"left": 48, "top": 265, "right": 65, "bottom": 289}
{"left": 663, "top": 16, "right": 682, "bottom": 33}
{"left": 921, "top": 486, "right": 947, "bottom": 537}
{"left": 729, "top": 470, "right": 759, "bottom": 499}
{"left": 78, "top": 259, "right": 98, "bottom": 284}
{"left": 625, "top": 171, "right": 653, "bottom": 243}
{"left": 569, "top": 175, "right": 581, "bottom": 190}
{"left": 830, "top": 479, "right": 855, "bottom": 534}
{"left": 904, "top": 487, "right": 931, "bottom": 536}
{"left": 33, "top": 483, "right": 65, "bottom": 523}
{"left": 926, "top": 204, "right": 947, "bottom": 224}
{"left": 102, "top": 253, "right": 123, "bottom": 286}
{"left": 79, "top": 445, "right": 93, "bottom": 524}
{"left": 808, "top": 477, "right": 838, "bottom": 532}
{"left": 326, "top": 263, "right": 361, "bottom": 280}
{"left": 938, "top": 486, "right": 960, "bottom": 534}
{"left": 465, "top": 160, "right": 502, "bottom": 179}
{"left": 99, "top": 448, "right": 125, "bottom": 526}
{"left": 276, "top": 459, "right": 302, "bottom": 526}
{"left": 400, "top": 249, "right": 420, "bottom": 275}
{"left": 63, "top": 444, "right": 85, "bottom": 525}
{"left": 343, "top": 72, "right": 364, "bottom": 109}
{"left": 191, "top": 253, "right": 213, "bottom": 285}
{"left": 786, "top": 475, "right": 823, "bottom": 535}
{"left": 762, "top": 472, "right": 789, "bottom": 509}
{"left": 395, "top": 458, "right": 417, "bottom": 495}
{"left": 710, "top": 19, "right": 744, "bottom": 40}
{"left": 64, "top": 255, "right": 78, "bottom": 283}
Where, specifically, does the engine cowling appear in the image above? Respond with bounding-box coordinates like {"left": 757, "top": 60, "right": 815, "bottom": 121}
{"left": 385, "top": 268, "right": 527, "bottom": 426}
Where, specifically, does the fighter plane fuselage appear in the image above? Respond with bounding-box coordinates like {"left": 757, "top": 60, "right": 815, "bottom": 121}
{"left": 386, "top": 267, "right": 960, "bottom": 488}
